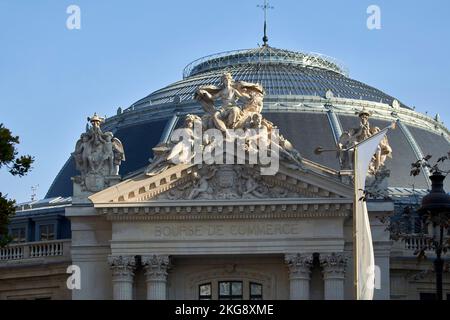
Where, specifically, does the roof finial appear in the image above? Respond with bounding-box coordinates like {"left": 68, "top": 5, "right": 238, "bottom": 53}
{"left": 31, "top": 185, "right": 39, "bottom": 202}
{"left": 257, "top": 0, "right": 274, "bottom": 47}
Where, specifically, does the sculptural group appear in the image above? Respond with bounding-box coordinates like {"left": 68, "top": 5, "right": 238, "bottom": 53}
{"left": 337, "top": 109, "right": 393, "bottom": 175}
{"left": 145, "top": 72, "right": 304, "bottom": 176}
{"left": 72, "top": 114, "right": 125, "bottom": 192}
{"left": 71, "top": 74, "right": 393, "bottom": 197}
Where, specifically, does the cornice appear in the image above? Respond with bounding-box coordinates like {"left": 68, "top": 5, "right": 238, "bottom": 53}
{"left": 97, "top": 199, "right": 352, "bottom": 221}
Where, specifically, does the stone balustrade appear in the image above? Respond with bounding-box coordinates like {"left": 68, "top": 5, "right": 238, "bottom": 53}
{"left": 404, "top": 236, "right": 433, "bottom": 251}
{"left": 393, "top": 235, "right": 450, "bottom": 254}
{"left": 0, "top": 240, "right": 71, "bottom": 263}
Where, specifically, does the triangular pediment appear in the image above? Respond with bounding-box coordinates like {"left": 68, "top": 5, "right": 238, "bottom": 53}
{"left": 89, "top": 160, "right": 353, "bottom": 205}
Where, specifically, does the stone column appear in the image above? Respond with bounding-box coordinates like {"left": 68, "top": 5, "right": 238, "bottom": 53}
{"left": 142, "top": 255, "right": 170, "bottom": 300}
{"left": 108, "top": 255, "right": 136, "bottom": 300}
{"left": 320, "top": 253, "right": 347, "bottom": 300}
{"left": 285, "top": 253, "right": 313, "bottom": 300}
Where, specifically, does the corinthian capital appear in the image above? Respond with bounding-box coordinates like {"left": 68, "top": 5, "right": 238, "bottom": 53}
{"left": 108, "top": 255, "right": 136, "bottom": 278}
{"left": 320, "top": 253, "right": 347, "bottom": 279}
{"left": 285, "top": 253, "right": 313, "bottom": 279}
{"left": 142, "top": 255, "right": 171, "bottom": 282}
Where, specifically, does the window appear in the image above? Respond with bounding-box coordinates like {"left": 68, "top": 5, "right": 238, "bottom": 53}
{"left": 219, "top": 281, "right": 243, "bottom": 300}
{"left": 197, "top": 280, "right": 264, "bottom": 300}
{"left": 419, "top": 293, "right": 437, "bottom": 300}
{"left": 11, "top": 227, "right": 26, "bottom": 243}
{"left": 199, "top": 283, "right": 212, "bottom": 300}
{"left": 39, "top": 224, "right": 55, "bottom": 241}
{"left": 250, "top": 283, "right": 263, "bottom": 300}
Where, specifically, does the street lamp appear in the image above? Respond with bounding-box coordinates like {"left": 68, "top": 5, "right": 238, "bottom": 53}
{"left": 418, "top": 171, "right": 450, "bottom": 300}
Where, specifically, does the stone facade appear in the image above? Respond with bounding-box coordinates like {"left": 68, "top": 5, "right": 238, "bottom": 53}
{"left": 57, "top": 156, "right": 399, "bottom": 300}
{"left": 1, "top": 74, "right": 449, "bottom": 300}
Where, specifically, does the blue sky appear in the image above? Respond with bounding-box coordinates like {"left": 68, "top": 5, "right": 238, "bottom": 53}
{"left": 0, "top": 0, "right": 449, "bottom": 203}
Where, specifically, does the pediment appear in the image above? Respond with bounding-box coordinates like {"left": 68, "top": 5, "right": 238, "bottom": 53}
{"left": 89, "top": 160, "right": 353, "bottom": 205}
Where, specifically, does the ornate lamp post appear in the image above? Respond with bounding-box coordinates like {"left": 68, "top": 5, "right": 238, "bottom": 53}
{"left": 418, "top": 171, "right": 450, "bottom": 300}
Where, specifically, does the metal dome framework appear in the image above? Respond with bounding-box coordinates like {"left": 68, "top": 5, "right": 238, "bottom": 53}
{"left": 132, "top": 46, "right": 403, "bottom": 110}
{"left": 183, "top": 46, "right": 349, "bottom": 79}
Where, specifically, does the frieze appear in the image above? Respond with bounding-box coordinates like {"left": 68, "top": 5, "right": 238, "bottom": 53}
{"left": 98, "top": 200, "right": 352, "bottom": 221}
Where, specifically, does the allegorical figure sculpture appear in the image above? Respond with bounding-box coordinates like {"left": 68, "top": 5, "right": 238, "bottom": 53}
{"left": 72, "top": 113, "right": 125, "bottom": 192}
{"left": 194, "top": 72, "right": 267, "bottom": 132}
{"left": 144, "top": 72, "right": 306, "bottom": 176}
{"left": 337, "top": 109, "right": 392, "bottom": 175}
{"left": 145, "top": 115, "right": 201, "bottom": 176}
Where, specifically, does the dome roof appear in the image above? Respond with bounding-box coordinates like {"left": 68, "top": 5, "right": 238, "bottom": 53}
{"left": 46, "top": 46, "right": 450, "bottom": 198}
{"left": 131, "top": 47, "right": 408, "bottom": 110}
{"left": 184, "top": 46, "right": 349, "bottom": 77}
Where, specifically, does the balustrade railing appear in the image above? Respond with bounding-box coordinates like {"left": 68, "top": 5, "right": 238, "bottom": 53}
{"left": 0, "top": 246, "right": 24, "bottom": 261}
{"left": 0, "top": 240, "right": 70, "bottom": 262}
{"left": 404, "top": 235, "right": 433, "bottom": 251}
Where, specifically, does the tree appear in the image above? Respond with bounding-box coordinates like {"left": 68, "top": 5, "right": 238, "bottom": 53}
{"left": 0, "top": 123, "right": 34, "bottom": 247}
{"left": 379, "top": 153, "right": 450, "bottom": 299}
{"left": 381, "top": 154, "right": 450, "bottom": 257}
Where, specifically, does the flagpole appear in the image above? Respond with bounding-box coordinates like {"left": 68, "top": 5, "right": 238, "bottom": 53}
{"left": 315, "top": 121, "right": 396, "bottom": 300}
{"left": 353, "top": 146, "right": 359, "bottom": 300}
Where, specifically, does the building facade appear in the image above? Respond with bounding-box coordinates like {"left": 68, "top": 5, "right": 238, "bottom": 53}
{"left": 1, "top": 46, "right": 449, "bottom": 300}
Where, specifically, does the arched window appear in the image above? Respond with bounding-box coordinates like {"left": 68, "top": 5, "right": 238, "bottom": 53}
{"left": 219, "top": 281, "right": 243, "bottom": 300}
{"left": 249, "top": 282, "right": 263, "bottom": 300}
{"left": 197, "top": 281, "right": 264, "bottom": 300}
{"left": 199, "top": 283, "right": 212, "bottom": 300}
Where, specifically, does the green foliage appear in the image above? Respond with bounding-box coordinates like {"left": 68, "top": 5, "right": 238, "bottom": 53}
{"left": 0, "top": 193, "right": 15, "bottom": 247}
{"left": 0, "top": 124, "right": 34, "bottom": 176}
{"left": 0, "top": 123, "right": 34, "bottom": 247}
{"left": 411, "top": 153, "right": 450, "bottom": 177}
{"left": 380, "top": 152, "right": 450, "bottom": 262}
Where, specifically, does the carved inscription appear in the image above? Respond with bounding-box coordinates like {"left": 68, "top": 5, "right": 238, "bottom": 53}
{"left": 153, "top": 222, "right": 302, "bottom": 238}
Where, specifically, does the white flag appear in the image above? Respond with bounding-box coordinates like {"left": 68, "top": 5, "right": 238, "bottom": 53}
{"left": 354, "top": 127, "right": 390, "bottom": 300}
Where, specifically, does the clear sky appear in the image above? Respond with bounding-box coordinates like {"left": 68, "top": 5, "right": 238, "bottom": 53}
{"left": 1, "top": 0, "right": 449, "bottom": 203}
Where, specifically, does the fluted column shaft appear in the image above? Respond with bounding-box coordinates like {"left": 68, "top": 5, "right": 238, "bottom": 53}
{"left": 142, "top": 255, "right": 170, "bottom": 300}
{"left": 108, "top": 255, "right": 136, "bottom": 300}
{"left": 285, "top": 253, "right": 313, "bottom": 300}
{"left": 320, "top": 253, "right": 347, "bottom": 300}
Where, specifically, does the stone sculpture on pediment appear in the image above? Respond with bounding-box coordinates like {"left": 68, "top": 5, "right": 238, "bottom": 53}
{"left": 72, "top": 113, "right": 125, "bottom": 193}
{"left": 146, "top": 115, "right": 202, "bottom": 176}
{"left": 144, "top": 72, "right": 307, "bottom": 177}
{"left": 155, "top": 165, "right": 296, "bottom": 201}
{"left": 337, "top": 108, "right": 393, "bottom": 175}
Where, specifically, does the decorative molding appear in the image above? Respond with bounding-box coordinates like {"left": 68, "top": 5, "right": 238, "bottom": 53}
{"left": 98, "top": 200, "right": 352, "bottom": 221}
{"left": 284, "top": 253, "right": 313, "bottom": 279}
{"left": 326, "top": 108, "right": 344, "bottom": 144}
{"left": 105, "top": 93, "right": 450, "bottom": 138}
{"left": 142, "top": 255, "right": 170, "bottom": 282}
{"left": 320, "top": 253, "right": 347, "bottom": 279}
{"left": 396, "top": 120, "right": 431, "bottom": 188}
{"left": 89, "top": 153, "right": 354, "bottom": 205}
{"left": 108, "top": 255, "right": 136, "bottom": 279}
{"left": 91, "top": 164, "right": 350, "bottom": 204}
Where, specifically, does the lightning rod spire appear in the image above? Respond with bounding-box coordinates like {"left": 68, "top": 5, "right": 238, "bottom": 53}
{"left": 257, "top": 0, "right": 274, "bottom": 47}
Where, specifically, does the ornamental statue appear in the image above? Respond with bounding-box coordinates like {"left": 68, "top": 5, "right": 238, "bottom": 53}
{"left": 145, "top": 72, "right": 304, "bottom": 176}
{"left": 194, "top": 72, "right": 265, "bottom": 132}
{"left": 72, "top": 113, "right": 125, "bottom": 192}
{"left": 337, "top": 108, "right": 392, "bottom": 175}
